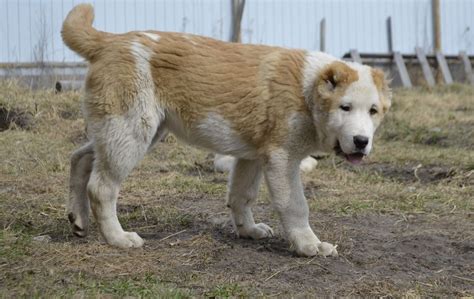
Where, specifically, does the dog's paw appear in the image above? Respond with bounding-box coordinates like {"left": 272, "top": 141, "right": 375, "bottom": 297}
{"left": 213, "top": 154, "right": 235, "bottom": 173}
{"left": 238, "top": 223, "right": 274, "bottom": 239}
{"left": 295, "top": 241, "right": 338, "bottom": 257}
{"left": 68, "top": 212, "right": 89, "bottom": 238}
{"left": 105, "top": 231, "right": 144, "bottom": 249}
{"left": 299, "top": 156, "right": 318, "bottom": 173}
{"left": 288, "top": 227, "right": 338, "bottom": 257}
{"left": 317, "top": 242, "right": 338, "bottom": 257}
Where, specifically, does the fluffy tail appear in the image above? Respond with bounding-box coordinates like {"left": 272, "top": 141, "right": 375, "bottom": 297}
{"left": 61, "top": 4, "right": 106, "bottom": 60}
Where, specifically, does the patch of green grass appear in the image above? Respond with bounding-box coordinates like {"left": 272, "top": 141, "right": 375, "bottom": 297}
{"left": 71, "top": 274, "right": 191, "bottom": 298}
{"left": 3, "top": 270, "right": 191, "bottom": 298}
{"left": 118, "top": 204, "right": 195, "bottom": 230}
{"left": 305, "top": 155, "right": 473, "bottom": 215}
{"left": 205, "top": 283, "right": 247, "bottom": 298}
{"left": 158, "top": 175, "right": 226, "bottom": 197}
{"left": 0, "top": 230, "right": 32, "bottom": 262}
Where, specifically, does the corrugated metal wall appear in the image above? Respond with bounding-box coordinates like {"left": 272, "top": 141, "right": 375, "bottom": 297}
{"left": 1, "top": 0, "right": 473, "bottom": 63}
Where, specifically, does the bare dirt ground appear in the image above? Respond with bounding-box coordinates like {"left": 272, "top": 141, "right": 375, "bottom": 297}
{"left": 0, "top": 81, "right": 473, "bottom": 297}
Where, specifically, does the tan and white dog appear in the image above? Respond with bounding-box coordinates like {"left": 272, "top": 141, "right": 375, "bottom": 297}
{"left": 63, "top": 4, "right": 390, "bottom": 257}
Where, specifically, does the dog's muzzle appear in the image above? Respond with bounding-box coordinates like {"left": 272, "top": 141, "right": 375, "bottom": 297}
{"left": 334, "top": 141, "right": 365, "bottom": 165}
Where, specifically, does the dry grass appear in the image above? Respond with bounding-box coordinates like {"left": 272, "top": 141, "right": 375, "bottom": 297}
{"left": 0, "top": 80, "right": 473, "bottom": 297}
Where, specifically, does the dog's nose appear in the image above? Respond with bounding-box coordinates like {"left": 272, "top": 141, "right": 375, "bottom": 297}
{"left": 353, "top": 135, "right": 369, "bottom": 150}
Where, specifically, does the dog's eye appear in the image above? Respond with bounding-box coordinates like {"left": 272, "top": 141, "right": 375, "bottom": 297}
{"left": 340, "top": 104, "right": 351, "bottom": 112}
{"left": 369, "top": 107, "right": 378, "bottom": 115}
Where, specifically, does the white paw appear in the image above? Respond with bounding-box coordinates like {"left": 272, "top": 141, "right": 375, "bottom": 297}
{"left": 238, "top": 223, "right": 274, "bottom": 239}
{"left": 214, "top": 154, "right": 235, "bottom": 173}
{"left": 299, "top": 156, "right": 318, "bottom": 173}
{"left": 295, "top": 241, "right": 338, "bottom": 257}
{"left": 317, "top": 242, "right": 338, "bottom": 257}
{"left": 106, "top": 231, "right": 144, "bottom": 249}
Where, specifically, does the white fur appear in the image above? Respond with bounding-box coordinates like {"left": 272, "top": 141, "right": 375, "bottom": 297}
{"left": 302, "top": 52, "right": 381, "bottom": 158}
{"left": 263, "top": 148, "right": 337, "bottom": 257}
{"left": 163, "top": 112, "right": 256, "bottom": 159}
{"left": 299, "top": 156, "right": 318, "bottom": 173}
{"left": 142, "top": 32, "right": 160, "bottom": 41}
{"left": 328, "top": 64, "right": 380, "bottom": 156}
{"left": 195, "top": 113, "right": 256, "bottom": 158}
{"left": 302, "top": 51, "right": 338, "bottom": 104}
{"left": 214, "top": 154, "right": 235, "bottom": 172}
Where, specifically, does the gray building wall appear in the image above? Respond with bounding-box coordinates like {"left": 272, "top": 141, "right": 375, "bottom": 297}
{"left": 1, "top": 0, "right": 473, "bottom": 64}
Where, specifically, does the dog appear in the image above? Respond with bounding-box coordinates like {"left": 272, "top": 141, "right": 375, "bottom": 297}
{"left": 63, "top": 4, "right": 391, "bottom": 257}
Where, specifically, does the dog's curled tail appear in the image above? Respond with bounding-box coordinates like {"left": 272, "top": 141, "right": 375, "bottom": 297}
{"left": 61, "top": 4, "right": 107, "bottom": 61}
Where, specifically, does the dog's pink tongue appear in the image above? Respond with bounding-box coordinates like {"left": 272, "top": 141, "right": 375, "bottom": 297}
{"left": 345, "top": 153, "right": 364, "bottom": 165}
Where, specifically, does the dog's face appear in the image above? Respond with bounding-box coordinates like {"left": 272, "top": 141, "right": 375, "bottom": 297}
{"left": 312, "top": 62, "right": 391, "bottom": 164}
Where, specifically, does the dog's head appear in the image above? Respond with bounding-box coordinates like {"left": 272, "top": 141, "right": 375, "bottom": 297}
{"left": 310, "top": 61, "right": 391, "bottom": 164}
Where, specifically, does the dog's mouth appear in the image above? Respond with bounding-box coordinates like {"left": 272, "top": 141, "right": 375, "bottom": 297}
{"left": 334, "top": 141, "right": 365, "bottom": 165}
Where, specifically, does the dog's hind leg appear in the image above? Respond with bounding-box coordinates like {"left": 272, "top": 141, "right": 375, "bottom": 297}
{"left": 68, "top": 141, "right": 94, "bottom": 237}
{"left": 86, "top": 102, "right": 163, "bottom": 248}
{"left": 227, "top": 158, "right": 274, "bottom": 239}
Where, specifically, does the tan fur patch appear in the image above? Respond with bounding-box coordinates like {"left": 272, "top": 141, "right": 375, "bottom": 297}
{"left": 130, "top": 33, "right": 308, "bottom": 150}
{"left": 313, "top": 61, "right": 359, "bottom": 112}
{"left": 84, "top": 37, "right": 140, "bottom": 119}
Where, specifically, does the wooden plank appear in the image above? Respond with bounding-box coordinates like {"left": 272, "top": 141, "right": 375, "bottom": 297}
{"left": 230, "top": 0, "right": 245, "bottom": 42}
{"left": 415, "top": 47, "right": 435, "bottom": 87}
{"left": 432, "top": 0, "right": 441, "bottom": 52}
{"left": 393, "top": 52, "right": 412, "bottom": 88}
{"left": 386, "top": 17, "right": 393, "bottom": 53}
{"left": 435, "top": 51, "right": 453, "bottom": 84}
{"left": 459, "top": 51, "right": 474, "bottom": 85}
{"left": 319, "top": 18, "right": 326, "bottom": 52}
{"left": 350, "top": 49, "right": 362, "bottom": 64}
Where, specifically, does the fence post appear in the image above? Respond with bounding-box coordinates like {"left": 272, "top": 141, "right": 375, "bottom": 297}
{"left": 435, "top": 51, "right": 453, "bottom": 84}
{"left": 459, "top": 51, "right": 474, "bottom": 85}
{"left": 416, "top": 47, "right": 436, "bottom": 87}
{"left": 230, "top": 0, "right": 245, "bottom": 42}
{"left": 394, "top": 52, "right": 412, "bottom": 88}
{"left": 320, "top": 18, "right": 326, "bottom": 52}
{"left": 349, "top": 49, "right": 362, "bottom": 64}
{"left": 432, "top": 0, "right": 444, "bottom": 83}
{"left": 386, "top": 17, "right": 393, "bottom": 53}
{"left": 432, "top": 0, "right": 441, "bottom": 53}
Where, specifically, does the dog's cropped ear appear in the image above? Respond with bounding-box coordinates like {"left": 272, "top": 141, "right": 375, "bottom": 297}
{"left": 315, "top": 62, "right": 358, "bottom": 99}
{"left": 371, "top": 68, "right": 392, "bottom": 113}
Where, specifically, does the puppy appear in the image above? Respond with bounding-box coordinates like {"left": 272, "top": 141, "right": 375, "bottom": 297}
{"left": 63, "top": 4, "right": 390, "bottom": 257}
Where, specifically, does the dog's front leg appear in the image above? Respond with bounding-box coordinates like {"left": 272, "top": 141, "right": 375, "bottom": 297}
{"left": 264, "top": 150, "right": 338, "bottom": 257}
